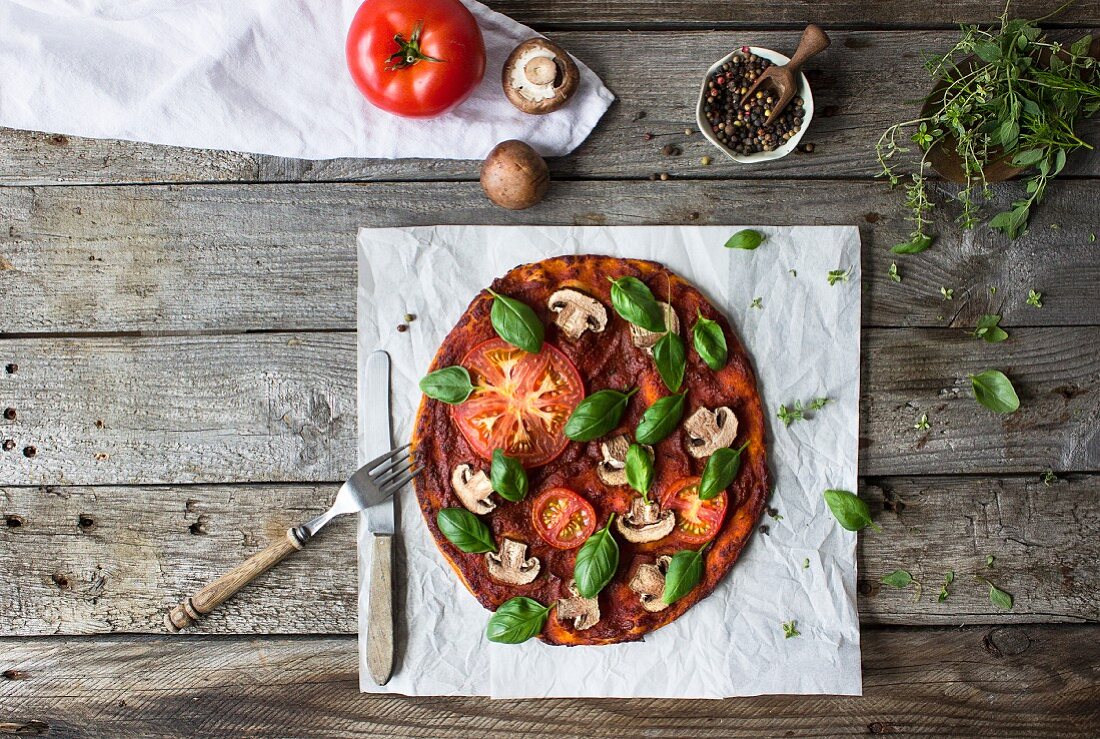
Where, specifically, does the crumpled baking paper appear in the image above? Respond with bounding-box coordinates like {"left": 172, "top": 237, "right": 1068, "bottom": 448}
{"left": 356, "top": 225, "right": 862, "bottom": 698}
{"left": 0, "top": 0, "right": 613, "bottom": 160}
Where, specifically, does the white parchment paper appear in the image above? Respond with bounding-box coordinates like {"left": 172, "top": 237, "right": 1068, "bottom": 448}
{"left": 356, "top": 225, "right": 862, "bottom": 698}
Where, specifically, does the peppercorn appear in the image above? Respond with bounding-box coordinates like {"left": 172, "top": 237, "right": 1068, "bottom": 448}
{"left": 2, "top": 440, "right": 13, "bottom": 451}
{"left": 659, "top": 172, "right": 669, "bottom": 181}
{"left": 642, "top": 132, "right": 653, "bottom": 141}
{"left": 4, "top": 363, "right": 15, "bottom": 374}
{"left": 701, "top": 156, "right": 711, "bottom": 166}
{"left": 3, "top": 408, "right": 14, "bottom": 420}
{"left": 404, "top": 313, "right": 416, "bottom": 323}
{"left": 397, "top": 324, "right": 408, "bottom": 333}
{"left": 23, "top": 446, "right": 36, "bottom": 458}
{"left": 661, "top": 144, "right": 680, "bottom": 156}
{"left": 701, "top": 52, "right": 805, "bottom": 157}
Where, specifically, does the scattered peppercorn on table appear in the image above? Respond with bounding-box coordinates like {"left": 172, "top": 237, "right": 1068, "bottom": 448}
{"left": 1, "top": 1, "right": 1099, "bottom": 737}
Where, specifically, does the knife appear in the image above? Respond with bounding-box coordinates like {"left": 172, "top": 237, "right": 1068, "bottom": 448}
{"left": 364, "top": 350, "right": 395, "bottom": 685}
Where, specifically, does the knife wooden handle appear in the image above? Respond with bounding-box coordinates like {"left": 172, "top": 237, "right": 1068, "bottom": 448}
{"left": 366, "top": 533, "right": 395, "bottom": 685}
{"left": 165, "top": 528, "right": 303, "bottom": 632}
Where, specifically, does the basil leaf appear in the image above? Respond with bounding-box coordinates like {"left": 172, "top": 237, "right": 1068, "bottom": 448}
{"left": 974, "top": 314, "right": 1008, "bottom": 343}
{"left": 436, "top": 508, "right": 496, "bottom": 553}
{"left": 662, "top": 547, "right": 706, "bottom": 605}
{"left": 970, "top": 370, "right": 1020, "bottom": 414}
{"left": 624, "top": 443, "right": 653, "bottom": 499}
{"left": 880, "top": 570, "right": 914, "bottom": 588}
{"left": 698, "top": 442, "right": 748, "bottom": 500}
{"left": 988, "top": 582, "right": 1013, "bottom": 610}
{"left": 823, "top": 489, "right": 880, "bottom": 532}
{"left": 891, "top": 233, "right": 935, "bottom": 254}
{"left": 1011, "top": 148, "right": 1046, "bottom": 168}
{"left": 488, "top": 289, "right": 544, "bottom": 354}
{"left": 419, "top": 366, "right": 474, "bottom": 405}
{"left": 692, "top": 311, "right": 728, "bottom": 371}
{"left": 724, "top": 229, "right": 765, "bottom": 250}
{"left": 574, "top": 515, "right": 620, "bottom": 598}
{"left": 634, "top": 393, "right": 686, "bottom": 445}
{"left": 490, "top": 448, "right": 528, "bottom": 503}
{"left": 564, "top": 388, "right": 637, "bottom": 441}
{"left": 485, "top": 596, "right": 552, "bottom": 644}
{"left": 609, "top": 276, "right": 665, "bottom": 333}
{"left": 652, "top": 331, "right": 686, "bottom": 392}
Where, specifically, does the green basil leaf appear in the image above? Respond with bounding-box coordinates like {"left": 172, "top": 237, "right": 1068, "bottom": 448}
{"left": 662, "top": 547, "right": 706, "bottom": 605}
{"left": 574, "top": 515, "right": 620, "bottom": 598}
{"left": 970, "top": 370, "right": 1020, "bottom": 414}
{"left": 490, "top": 448, "right": 528, "bottom": 503}
{"left": 988, "top": 582, "right": 1013, "bottom": 610}
{"left": 634, "top": 393, "right": 686, "bottom": 445}
{"left": 692, "top": 311, "right": 728, "bottom": 371}
{"left": 652, "top": 331, "right": 686, "bottom": 392}
{"left": 823, "top": 489, "right": 880, "bottom": 532}
{"left": 890, "top": 233, "right": 935, "bottom": 254}
{"left": 485, "top": 596, "right": 552, "bottom": 644}
{"left": 419, "top": 366, "right": 474, "bottom": 405}
{"left": 974, "top": 314, "right": 1008, "bottom": 343}
{"left": 564, "top": 388, "right": 637, "bottom": 441}
{"left": 698, "top": 442, "right": 748, "bottom": 500}
{"left": 609, "top": 276, "right": 665, "bottom": 333}
{"left": 880, "top": 570, "right": 914, "bottom": 588}
{"left": 724, "top": 229, "right": 765, "bottom": 250}
{"left": 436, "top": 508, "right": 496, "bottom": 553}
{"left": 624, "top": 443, "right": 653, "bottom": 498}
{"left": 488, "top": 289, "right": 544, "bottom": 354}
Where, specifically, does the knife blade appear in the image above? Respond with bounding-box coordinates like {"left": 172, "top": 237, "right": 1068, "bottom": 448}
{"left": 363, "top": 350, "right": 394, "bottom": 685}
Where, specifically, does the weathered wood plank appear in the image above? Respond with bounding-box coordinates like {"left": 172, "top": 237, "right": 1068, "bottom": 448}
{"left": 0, "top": 475, "right": 1094, "bottom": 635}
{"left": 0, "top": 328, "right": 1095, "bottom": 486}
{"left": 2, "top": 31, "right": 1097, "bottom": 185}
{"left": 1, "top": 625, "right": 1097, "bottom": 737}
{"left": 1, "top": 181, "right": 1097, "bottom": 334}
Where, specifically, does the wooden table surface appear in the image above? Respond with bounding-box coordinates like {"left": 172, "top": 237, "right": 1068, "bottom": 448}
{"left": 2, "top": 2, "right": 1099, "bottom": 737}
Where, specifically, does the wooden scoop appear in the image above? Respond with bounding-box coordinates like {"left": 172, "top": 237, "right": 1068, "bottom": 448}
{"left": 740, "top": 24, "right": 830, "bottom": 126}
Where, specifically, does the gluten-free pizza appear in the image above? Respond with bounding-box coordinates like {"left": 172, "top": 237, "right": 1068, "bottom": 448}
{"left": 412, "top": 255, "right": 769, "bottom": 646}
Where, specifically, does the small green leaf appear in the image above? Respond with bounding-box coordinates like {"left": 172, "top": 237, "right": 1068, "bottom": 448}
{"left": 989, "top": 205, "right": 1030, "bottom": 239}
{"left": 974, "top": 314, "right": 1008, "bottom": 343}
{"left": 653, "top": 331, "right": 687, "bottom": 392}
{"left": 782, "top": 620, "right": 800, "bottom": 639}
{"left": 574, "top": 515, "right": 620, "bottom": 598}
{"left": 823, "top": 489, "right": 880, "bottom": 532}
{"left": 802, "top": 558, "right": 810, "bottom": 569}
{"left": 986, "top": 555, "right": 996, "bottom": 567}
{"left": 436, "top": 508, "right": 496, "bottom": 553}
{"left": 891, "top": 233, "right": 935, "bottom": 254}
{"left": 662, "top": 547, "right": 706, "bottom": 605}
{"left": 486, "top": 597, "right": 552, "bottom": 643}
{"left": 692, "top": 311, "right": 728, "bottom": 371}
{"left": 564, "top": 388, "right": 637, "bottom": 441}
{"left": 970, "top": 370, "right": 1020, "bottom": 414}
{"left": 724, "top": 229, "right": 765, "bottom": 250}
{"left": 490, "top": 449, "right": 528, "bottom": 503}
{"left": 698, "top": 442, "right": 748, "bottom": 500}
{"left": 625, "top": 443, "right": 654, "bottom": 500}
{"left": 888, "top": 262, "right": 901, "bottom": 282}
{"left": 419, "top": 366, "right": 475, "bottom": 405}
{"left": 988, "top": 582, "right": 1013, "bottom": 610}
{"left": 808, "top": 397, "right": 830, "bottom": 411}
{"left": 1026, "top": 289, "right": 1043, "bottom": 308}
{"left": 880, "top": 570, "right": 914, "bottom": 589}
{"left": 827, "top": 268, "right": 852, "bottom": 285}
{"left": 1010, "top": 148, "right": 1045, "bottom": 168}
{"left": 609, "top": 276, "right": 665, "bottom": 333}
{"left": 634, "top": 393, "right": 686, "bottom": 445}
{"left": 488, "top": 290, "right": 544, "bottom": 354}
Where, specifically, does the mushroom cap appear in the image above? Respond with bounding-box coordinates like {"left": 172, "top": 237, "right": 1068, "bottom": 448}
{"left": 502, "top": 38, "right": 580, "bottom": 115}
{"left": 548, "top": 288, "right": 608, "bottom": 340}
{"left": 450, "top": 463, "right": 496, "bottom": 515}
{"left": 557, "top": 579, "right": 600, "bottom": 630}
{"left": 596, "top": 434, "right": 631, "bottom": 485}
{"left": 628, "top": 555, "right": 672, "bottom": 612}
{"left": 485, "top": 538, "right": 540, "bottom": 585}
{"left": 615, "top": 497, "right": 675, "bottom": 543}
{"left": 684, "top": 406, "right": 739, "bottom": 458}
{"left": 480, "top": 140, "right": 549, "bottom": 210}
{"left": 629, "top": 302, "right": 680, "bottom": 354}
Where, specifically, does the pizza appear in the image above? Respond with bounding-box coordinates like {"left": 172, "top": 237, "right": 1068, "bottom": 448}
{"left": 412, "top": 255, "right": 770, "bottom": 646}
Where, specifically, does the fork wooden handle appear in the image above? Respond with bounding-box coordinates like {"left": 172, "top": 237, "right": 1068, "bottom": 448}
{"left": 165, "top": 528, "right": 304, "bottom": 632}
{"left": 786, "top": 24, "right": 830, "bottom": 73}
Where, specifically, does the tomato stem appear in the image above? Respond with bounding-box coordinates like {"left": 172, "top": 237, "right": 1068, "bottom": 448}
{"left": 386, "top": 20, "right": 443, "bottom": 71}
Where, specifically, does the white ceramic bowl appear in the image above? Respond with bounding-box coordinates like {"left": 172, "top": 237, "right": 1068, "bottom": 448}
{"left": 696, "top": 46, "right": 814, "bottom": 164}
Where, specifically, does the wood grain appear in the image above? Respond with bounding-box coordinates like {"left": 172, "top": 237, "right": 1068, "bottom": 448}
{"left": 1, "top": 180, "right": 1097, "bottom": 335}
{"left": 1, "top": 625, "right": 1098, "bottom": 737}
{"left": 1, "top": 475, "right": 1094, "bottom": 635}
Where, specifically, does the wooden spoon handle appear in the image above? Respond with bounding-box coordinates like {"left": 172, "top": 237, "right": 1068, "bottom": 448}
{"left": 786, "top": 24, "right": 831, "bottom": 73}
{"left": 165, "top": 528, "right": 304, "bottom": 632}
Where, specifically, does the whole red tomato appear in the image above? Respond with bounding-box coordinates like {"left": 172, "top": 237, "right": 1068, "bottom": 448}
{"left": 346, "top": 0, "right": 486, "bottom": 119}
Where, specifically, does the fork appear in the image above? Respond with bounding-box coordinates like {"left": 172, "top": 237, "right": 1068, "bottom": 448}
{"left": 165, "top": 444, "right": 419, "bottom": 632}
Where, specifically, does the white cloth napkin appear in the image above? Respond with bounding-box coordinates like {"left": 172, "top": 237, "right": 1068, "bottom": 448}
{"left": 0, "top": 0, "right": 613, "bottom": 160}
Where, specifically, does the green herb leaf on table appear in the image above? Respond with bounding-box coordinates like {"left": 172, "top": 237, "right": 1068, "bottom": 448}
{"left": 564, "top": 388, "right": 637, "bottom": 441}
{"left": 777, "top": 401, "right": 803, "bottom": 427}
{"left": 653, "top": 331, "right": 687, "bottom": 392}
{"left": 940, "top": 287, "right": 953, "bottom": 301}
{"left": 574, "top": 515, "right": 620, "bottom": 598}
{"left": 824, "top": 489, "right": 880, "bottom": 532}
{"left": 609, "top": 276, "right": 665, "bottom": 333}
{"left": 827, "top": 268, "right": 852, "bottom": 286}
{"left": 1041, "top": 468, "right": 1058, "bottom": 487}
{"left": 782, "top": 620, "right": 800, "bottom": 639}
{"left": 970, "top": 370, "right": 1020, "bottom": 414}
{"left": 802, "top": 558, "right": 810, "bottom": 569}
{"left": 487, "top": 289, "right": 544, "bottom": 354}
{"left": 662, "top": 547, "right": 706, "bottom": 605}
{"left": 419, "top": 366, "right": 475, "bottom": 405}
{"left": 888, "top": 262, "right": 901, "bottom": 282}
{"left": 624, "top": 443, "right": 654, "bottom": 501}
{"left": 986, "top": 554, "right": 996, "bottom": 568}
{"left": 938, "top": 570, "right": 955, "bottom": 603}
{"left": 880, "top": 570, "right": 914, "bottom": 589}
{"left": 699, "top": 442, "right": 749, "bottom": 500}
{"left": 486, "top": 597, "right": 553, "bottom": 644}
{"left": 437, "top": 508, "right": 496, "bottom": 553}
{"left": 974, "top": 314, "right": 1009, "bottom": 343}
{"left": 1027, "top": 289, "right": 1043, "bottom": 308}
{"left": 635, "top": 393, "right": 686, "bottom": 445}
{"left": 809, "top": 397, "right": 830, "bottom": 411}
{"left": 490, "top": 449, "right": 528, "bottom": 503}
{"left": 749, "top": 297, "right": 763, "bottom": 310}
{"left": 891, "top": 233, "right": 935, "bottom": 254}
{"left": 724, "top": 229, "right": 765, "bottom": 250}
{"left": 979, "top": 577, "right": 1014, "bottom": 610}
{"left": 692, "top": 311, "right": 728, "bottom": 371}
{"left": 914, "top": 412, "right": 930, "bottom": 430}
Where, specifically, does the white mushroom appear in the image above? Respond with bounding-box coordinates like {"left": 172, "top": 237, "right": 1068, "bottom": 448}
{"left": 628, "top": 556, "right": 672, "bottom": 612}
{"left": 615, "top": 497, "right": 675, "bottom": 543}
{"left": 596, "top": 434, "right": 630, "bottom": 485}
{"left": 451, "top": 464, "right": 496, "bottom": 515}
{"left": 548, "top": 289, "right": 608, "bottom": 340}
{"left": 629, "top": 302, "right": 680, "bottom": 355}
{"left": 486, "top": 538, "right": 541, "bottom": 586}
{"left": 556, "top": 579, "right": 600, "bottom": 630}
{"left": 683, "top": 406, "right": 739, "bottom": 458}
{"left": 502, "top": 38, "right": 580, "bottom": 115}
